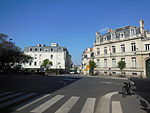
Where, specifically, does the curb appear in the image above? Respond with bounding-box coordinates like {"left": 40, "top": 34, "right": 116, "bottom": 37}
{"left": 95, "top": 92, "right": 118, "bottom": 113}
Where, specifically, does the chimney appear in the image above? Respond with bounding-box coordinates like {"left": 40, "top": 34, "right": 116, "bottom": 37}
{"left": 108, "top": 29, "right": 113, "bottom": 33}
{"left": 51, "top": 43, "right": 58, "bottom": 47}
{"left": 96, "top": 32, "right": 100, "bottom": 36}
{"left": 38, "top": 44, "right": 41, "bottom": 47}
{"left": 42, "top": 44, "right": 45, "bottom": 47}
{"left": 139, "top": 19, "right": 144, "bottom": 35}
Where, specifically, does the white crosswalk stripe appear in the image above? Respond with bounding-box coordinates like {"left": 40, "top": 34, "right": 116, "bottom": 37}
{"left": 0, "top": 91, "right": 97, "bottom": 113}
{"left": 112, "top": 101, "right": 123, "bottom": 113}
{"left": 0, "top": 93, "right": 36, "bottom": 109}
{"left": 81, "top": 98, "right": 96, "bottom": 113}
{"left": 55, "top": 96, "right": 79, "bottom": 113}
{"left": 11, "top": 94, "right": 50, "bottom": 111}
{"left": 0, "top": 92, "right": 23, "bottom": 102}
{"left": 0, "top": 92, "right": 12, "bottom": 96}
{"left": 31, "top": 95, "right": 65, "bottom": 113}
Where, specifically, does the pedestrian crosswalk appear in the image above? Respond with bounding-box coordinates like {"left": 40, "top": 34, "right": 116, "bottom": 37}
{"left": 0, "top": 91, "right": 125, "bottom": 113}
{"left": 0, "top": 91, "right": 96, "bottom": 113}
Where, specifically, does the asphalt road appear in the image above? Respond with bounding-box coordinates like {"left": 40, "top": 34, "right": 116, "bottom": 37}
{"left": 0, "top": 74, "right": 149, "bottom": 113}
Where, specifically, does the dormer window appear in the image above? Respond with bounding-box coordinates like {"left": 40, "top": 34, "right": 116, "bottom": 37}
{"left": 120, "top": 33, "right": 124, "bottom": 38}
{"left": 97, "top": 37, "right": 100, "bottom": 43}
{"left": 104, "top": 36, "right": 107, "bottom": 41}
{"left": 111, "top": 33, "right": 116, "bottom": 40}
{"left": 130, "top": 29, "right": 135, "bottom": 35}
{"left": 29, "top": 48, "right": 32, "bottom": 51}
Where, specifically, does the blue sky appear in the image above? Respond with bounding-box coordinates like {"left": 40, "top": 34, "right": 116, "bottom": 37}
{"left": 0, "top": 0, "right": 150, "bottom": 65}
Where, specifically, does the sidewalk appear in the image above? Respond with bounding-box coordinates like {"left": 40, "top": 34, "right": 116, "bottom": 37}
{"left": 130, "top": 77, "right": 150, "bottom": 107}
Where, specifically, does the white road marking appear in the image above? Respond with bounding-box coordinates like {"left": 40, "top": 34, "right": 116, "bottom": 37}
{"left": 112, "top": 101, "right": 123, "bottom": 113}
{"left": 11, "top": 94, "right": 50, "bottom": 111}
{"left": 96, "top": 92, "right": 118, "bottom": 113}
{"left": 55, "top": 96, "right": 79, "bottom": 113}
{"left": 0, "top": 92, "right": 12, "bottom": 96}
{"left": 31, "top": 95, "right": 64, "bottom": 113}
{"left": 0, "top": 92, "right": 23, "bottom": 102}
{"left": 101, "top": 81, "right": 122, "bottom": 85}
{"left": 81, "top": 98, "right": 96, "bottom": 113}
{"left": 0, "top": 93, "right": 36, "bottom": 109}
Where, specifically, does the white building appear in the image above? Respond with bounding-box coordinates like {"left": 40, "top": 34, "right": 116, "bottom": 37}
{"left": 81, "top": 48, "right": 94, "bottom": 75}
{"left": 23, "top": 43, "right": 72, "bottom": 73}
{"left": 93, "top": 20, "right": 150, "bottom": 77}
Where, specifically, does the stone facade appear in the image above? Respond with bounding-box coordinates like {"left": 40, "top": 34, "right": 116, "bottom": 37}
{"left": 23, "top": 43, "right": 72, "bottom": 73}
{"left": 82, "top": 48, "right": 94, "bottom": 75}
{"left": 93, "top": 20, "right": 150, "bottom": 77}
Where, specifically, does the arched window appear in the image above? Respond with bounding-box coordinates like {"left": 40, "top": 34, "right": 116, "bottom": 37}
{"left": 130, "top": 29, "right": 135, "bottom": 35}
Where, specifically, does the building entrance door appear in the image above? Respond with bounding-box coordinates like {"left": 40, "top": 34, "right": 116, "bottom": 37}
{"left": 146, "top": 59, "right": 150, "bottom": 77}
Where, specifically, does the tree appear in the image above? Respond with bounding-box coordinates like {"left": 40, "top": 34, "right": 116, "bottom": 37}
{"left": 0, "top": 34, "right": 33, "bottom": 72}
{"left": 0, "top": 33, "right": 8, "bottom": 42}
{"left": 89, "top": 60, "right": 96, "bottom": 75}
{"left": 41, "top": 59, "right": 52, "bottom": 71}
{"left": 117, "top": 61, "right": 126, "bottom": 76}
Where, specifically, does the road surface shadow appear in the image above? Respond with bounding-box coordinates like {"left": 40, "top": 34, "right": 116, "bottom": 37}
{"left": 0, "top": 74, "right": 81, "bottom": 94}
{"left": 130, "top": 77, "right": 150, "bottom": 113}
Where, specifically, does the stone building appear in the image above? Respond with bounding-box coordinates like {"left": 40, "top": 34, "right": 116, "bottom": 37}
{"left": 82, "top": 48, "right": 94, "bottom": 75}
{"left": 93, "top": 20, "right": 150, "bottom": 77}
{"left": 23, "top": 43, "right": 72, "bottom": 73}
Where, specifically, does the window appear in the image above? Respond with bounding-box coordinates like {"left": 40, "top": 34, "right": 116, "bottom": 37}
{"left": 132, "top": 73, "right": 137, "bottom": 75}
{"left": 112, "top": 46, "right": 116, "bottom": 53}
{"left": 35, "top": 48, "right": 37, "bottom": 51}
{"left": 51, "top": 48, "right": 53, "bottom": 51}
{"left": 131, "top": 43, "right": 136, "bottom": 51}
{"left": 104, "top": 47, "right": 107, "bottom": 54}
{"left": 121, "top": 58, "right": 125, "bottom": 62}
{"left": 34, "top": 54, "right": 37, "bottom": 59}
{"left": 97, "top": 59, "right": 100, "bottom": 67}
{"left": 51, "top": 55, "right": 53, "bottom": 59}
{"left": 104, "top": 36, "right": 107, "bottom": 41}
{"left": 91, "top": 52, "right": 94, "bottom": 57}
{"left": 132, "top": 57, "right": 136, "bottom": 68}
{"left": 29, "top": 62, "right": 32, "bottom": 66}
{"left": 40, "top": 48, "right": 42, "bottom": 51}
{"left": 120, "top": 33, "right": 124, "bottom": 38}
{"left": 111, "top": 33, "right": 116, "bottom": 40}
{"left": 29, "top": 48, "right": 32, "bottom": 51}
{"left": 104, "top": 59, "right": 107, "bottom": 67}
{"left": 121, "top": 44, "right": 125, "bottom": 52}
{"left": 34, "top": 62, "right": 37, "bottom": 66}
{"left": 84, "top": 55, "right": 87, "bottom": 58}
{"left": 97, "top": 48, "right": 100, "bottom": 55}
{"left": 112, "top": 58, "right": 116, "bottom": 67}
{"left": 145, "top": 44, "right": 150, "bottom": 50}
{"left": 112, "top": 72, "right": 116, "bottom": 74}
{"left": 130, "top": 29, "right": 135, "bottom": 35}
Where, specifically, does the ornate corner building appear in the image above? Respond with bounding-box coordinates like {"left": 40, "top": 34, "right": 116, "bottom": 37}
{"left": 83, "top": 20, "right": 150, "bottom": 77}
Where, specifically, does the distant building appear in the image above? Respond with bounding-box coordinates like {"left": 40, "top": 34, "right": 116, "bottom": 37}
{"left": 81, "top": 48, "right": 94, "bottom": 75}
{"left": 93, "top": 20, "right": 150, "bottom": 77}
{"left": 23, "top": 43, "right": 72, "bottom": 73}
